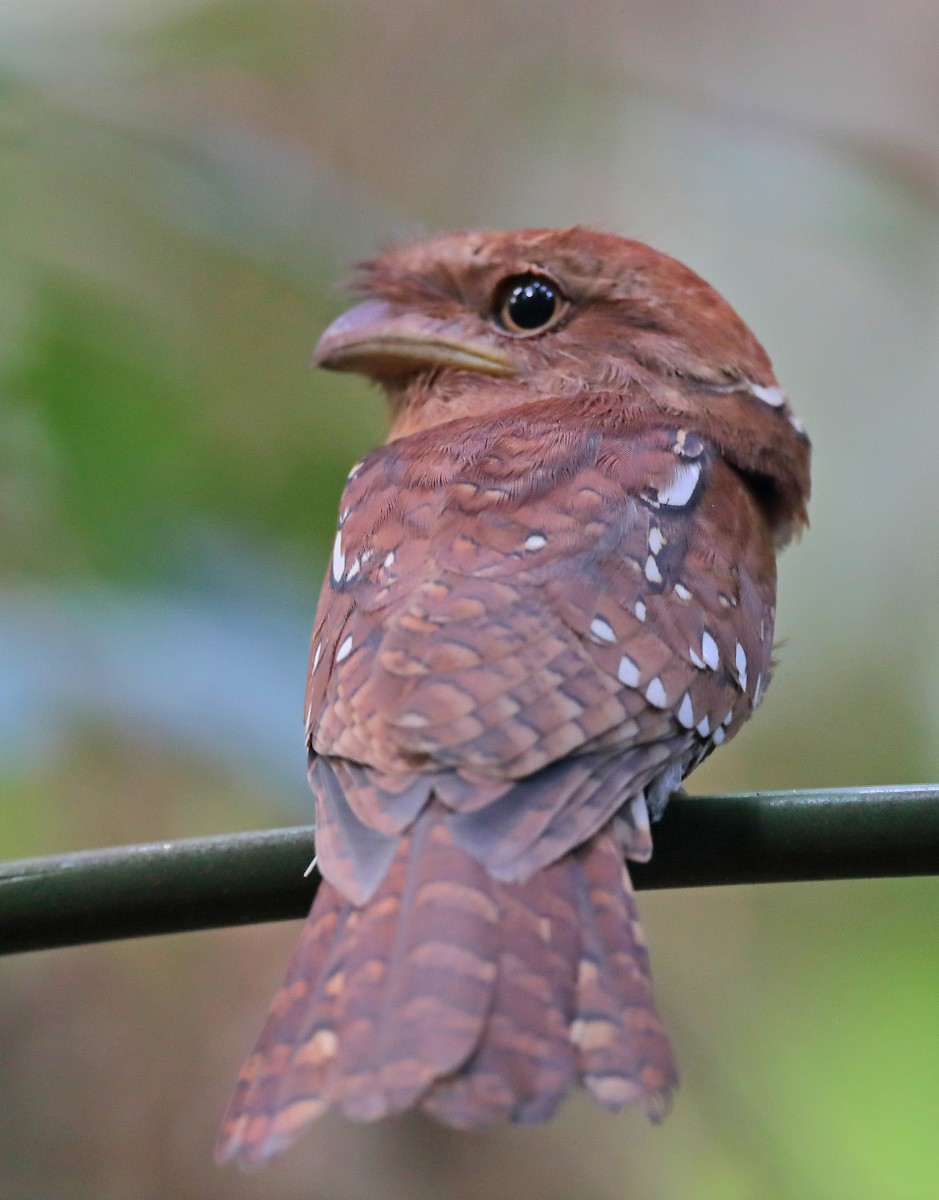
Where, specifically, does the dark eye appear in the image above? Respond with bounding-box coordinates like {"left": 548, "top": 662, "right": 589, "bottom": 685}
{"left": 493, "top": 274, "right": 564, "bottom": 335}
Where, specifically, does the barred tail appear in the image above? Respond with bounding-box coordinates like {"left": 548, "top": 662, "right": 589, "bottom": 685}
{"left": 216, "top": 806, "right": 676, "bottom": 1167}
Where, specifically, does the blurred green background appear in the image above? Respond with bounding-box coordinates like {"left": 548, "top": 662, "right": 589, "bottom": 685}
{"left": 2, "top": 1, "right": 938, "bottom": 1197}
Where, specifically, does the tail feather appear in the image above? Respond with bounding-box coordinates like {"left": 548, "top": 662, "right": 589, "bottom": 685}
{"left": 215, "top": 883, "right": 349, "bottom": 1165}
{"left": 571, "top": 833, "right": 675, "bottom": 1118}
{"left": 332, "top": 807, "right": 500, "bottom": 1118}
{"left": 422, "top": 854, "right": 582, "bottom": 1126}
{"left": 216, "top": 806, "right": 676, "bottom": 1167}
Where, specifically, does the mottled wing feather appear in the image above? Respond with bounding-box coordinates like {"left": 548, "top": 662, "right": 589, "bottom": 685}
{"left": 444, "top": 748, "right": 663, "bottom": 880}
{"left": 307, "top": 757, "right": 402, "bottom": 904}
{"left": 305, "top": 411, "right": 775, "bottom": 890}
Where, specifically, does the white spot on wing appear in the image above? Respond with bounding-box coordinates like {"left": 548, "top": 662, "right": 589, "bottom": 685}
{"left": 674, "top": 583, "right": 692, "bottom": 601}
{"left": 524, "top": 533, "right": 547, "bottom": 551}
{"left": 383, "top": 551, "right": 396, "bottom": 570}
{"left": 701, "top": 631, "right": 720, "bottom": 670}
{"left": 336, "top": 633, "right": 353, "bottom": 663}
{"left": 689, "top": 646, "right": 705, "bottom": 670}
{"left": 735, "top": 641, "right": 748, "bottom": 690}
{"left": 677, "top": 692, "right": 695, "bottom": 728}
{"left": 347, "top": 460, "right": 364, "bottom": 479}
{"left": 749, "top": 382, "right": 786, "bottom": 408}
{"left": 617, "top": 654, "right": 641, "bottom": 688}
{"left": 346, "top": 555, "right": 362, "bottom": 581}
{"left": 312, "top": 641, "right": 323, "bottom": 672}
{"left": 672, "top": 428, "right": 705, "bottom": 459}
{"left": 331, "top": 530, "right": 346, "bottom": 584}
{"left": 630, "top": 794, "right": 651, "bottom": 835}
{"left": 590, "top": 616, "right": 616, "bottom": 644}
{"left": 648, "top": 526, "right": 664, "bottom": 554}
{"left": 696, "top": 715, "right": 710, "bottom": 737}
{"left": 711, "top": 727, "right": 725, "bottom": 745}
{"left": 339, "top": 506, "right": 351, "bottom": 525}
{"left": 645, "top": 677, "right": 668, "bottom": 708}
{"left": 635, "top": 600, "right": 647, "bottom": 622}
{"left": 644, "top": 555, "right": 663, "bottom": 584}
{"left": 789, "top": 414, "right": 807, "bottom": 436}
{"left": 397, "top": 711, "right": 429, "bottom": 728}
{"left": 753, "top": 674, "right": 764, "bottom": 706}
{"left": 658, "top": 460, "right": 702, "bottom": 508}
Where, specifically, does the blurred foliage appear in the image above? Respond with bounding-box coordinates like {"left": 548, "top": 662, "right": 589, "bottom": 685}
{"left": 1, "top": 0, "right": 938, "bottom": 1197}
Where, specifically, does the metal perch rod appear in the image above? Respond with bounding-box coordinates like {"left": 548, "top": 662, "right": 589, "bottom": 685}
{"left": 1, "top": 786, "right": 937, "bottom": 956}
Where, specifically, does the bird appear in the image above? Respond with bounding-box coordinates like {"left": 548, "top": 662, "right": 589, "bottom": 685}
{"left": 215, "top": 227, "right": 811, "bottom": 1167}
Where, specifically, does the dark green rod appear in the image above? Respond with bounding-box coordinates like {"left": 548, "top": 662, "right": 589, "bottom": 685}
{"left": 1, "top": 786, "right": 937, "bottom": 955}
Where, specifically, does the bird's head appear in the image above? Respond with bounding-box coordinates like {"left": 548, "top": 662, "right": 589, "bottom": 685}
{"left": 313, "top": 228, "right": 810, "bottom": 542}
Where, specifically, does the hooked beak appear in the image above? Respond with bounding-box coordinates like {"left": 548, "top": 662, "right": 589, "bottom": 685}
{"left": 312, "top": 299, "right": 516, "bottom": 380}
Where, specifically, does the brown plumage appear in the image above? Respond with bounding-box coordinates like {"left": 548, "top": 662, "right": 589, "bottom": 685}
{"left": 216, "top": 228, "right": 811, "bottom": 1166}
